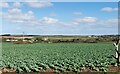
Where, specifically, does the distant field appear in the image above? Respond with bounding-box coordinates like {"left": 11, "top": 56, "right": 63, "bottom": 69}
{"left": 1, "top": 43, "right": 117, "bottom": 72}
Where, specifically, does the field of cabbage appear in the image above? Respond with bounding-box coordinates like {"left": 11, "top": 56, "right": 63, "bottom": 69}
{"left": 1, "top": 43, "right": 117, "bottom": 72}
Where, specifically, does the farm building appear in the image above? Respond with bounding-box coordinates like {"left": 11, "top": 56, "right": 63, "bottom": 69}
{"left": 1, "top": 36, "right": 34, "bottom": 42}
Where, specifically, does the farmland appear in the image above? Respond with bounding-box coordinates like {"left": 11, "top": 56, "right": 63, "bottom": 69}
{"left": 0, "top": 42, "right": 118, "bottom": 73}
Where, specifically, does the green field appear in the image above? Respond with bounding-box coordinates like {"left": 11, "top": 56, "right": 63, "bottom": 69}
{"left": 1, "top": 43, "right": 117, "bottom": 72}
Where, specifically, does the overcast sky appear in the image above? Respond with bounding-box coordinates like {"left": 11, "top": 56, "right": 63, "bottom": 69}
{"left": 0, "top": 2, "right": 118, "bottom": 35}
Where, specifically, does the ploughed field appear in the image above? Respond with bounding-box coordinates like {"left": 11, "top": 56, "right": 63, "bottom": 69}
{"left": 1, "top": 43, "right": 117, "bottom": 72}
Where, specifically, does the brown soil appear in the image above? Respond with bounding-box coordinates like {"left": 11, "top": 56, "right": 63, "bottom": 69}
{"left": 44, "top": 68, "right": 54, "bottom": 74}
{"left": 80, "top": 67, "right": 91, "bottom": 72}
{"left": 1, "top": 67, "right": 16, "bottom": 72}
{"left": 0, "top": 67, "right": 16, "bottom": 74}
{"left": 0, "top": 70, "right": 2, "bottom": 74}
{"left": 0, "top": 66, "right": 120, "bottom": 74}
{"left": 45, "top": 68, "right": 54, "bottom": 72}
{"left": 108, "top": 65, "right": 120, "bottom": 72}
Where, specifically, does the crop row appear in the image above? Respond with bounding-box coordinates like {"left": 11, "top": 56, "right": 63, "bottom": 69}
{"left": 1, "top": 43, "right": 116, "bottom": 72}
